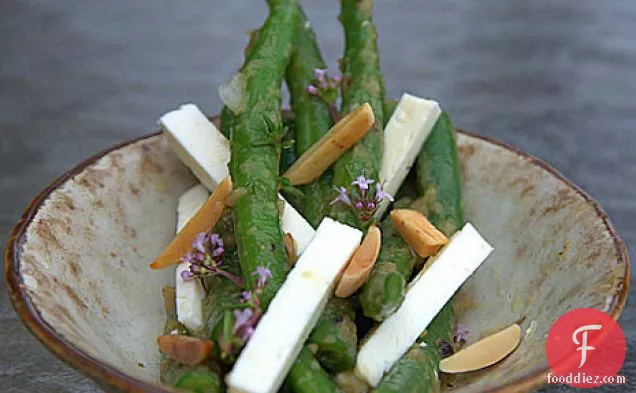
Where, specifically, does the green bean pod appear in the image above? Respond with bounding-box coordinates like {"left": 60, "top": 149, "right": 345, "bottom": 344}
{"left": 268, "top": 0, "right": 334, "bottom": 227}
{"left": 331, "top": 0, "right": 385, "bottom": 228}
{"left": 307, "top": 299, "right": 358, "bottom": 372}
{"left": 287, "top": 347, "right": 343, "bottom": 393}
{"left": 413, "top": 112, "right": 463, "bottom": 237}
{"left": 229, "top": 0, "right": 300, "bottom": 306}
{"left": 372, "top": 112, "right": 463, "bottom": 392}
{"left": 370, "top": 345, "right": 437, "bottom": 393}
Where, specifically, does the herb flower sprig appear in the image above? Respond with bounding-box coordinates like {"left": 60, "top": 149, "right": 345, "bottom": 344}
{"left": 306, "top": 68, "right": 341, "bottom": 122}
{"left": 180, "top": 232, "right": 243, "bottom": 287}
{"left": 330, "top": 172, "right": 394, "bottom": 222}
{"left": 219, "top": 266, "right": 272, "bottom": 360}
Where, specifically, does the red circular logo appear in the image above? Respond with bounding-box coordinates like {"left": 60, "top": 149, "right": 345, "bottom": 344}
{"left": 546, "top": 308, "right": 626, "bottom": 388}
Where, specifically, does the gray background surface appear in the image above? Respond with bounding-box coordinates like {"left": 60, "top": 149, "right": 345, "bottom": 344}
{"left": 1, "top": 0, "right": 634, "bottom": 392}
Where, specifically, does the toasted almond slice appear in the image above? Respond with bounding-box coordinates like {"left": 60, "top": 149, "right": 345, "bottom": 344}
{"left": 390, "top": 209, "right": 449, "bottom": 258}
{"left": 150, "top": 177, "right": 232, "bottom": 269}
{"left": 283, "top": 103, "right": 375, "bottom": 185}
{"left": 335, "top": 225, "right": 382, "bottom": 298}
{"left": 284, "top": 233, "right": 298, "bottom": 267}
{"left": 439, "top": 324, "right": 522, "bottom": 374}
{"left": 157, "top": 334, "right": 214, "bottom": 365}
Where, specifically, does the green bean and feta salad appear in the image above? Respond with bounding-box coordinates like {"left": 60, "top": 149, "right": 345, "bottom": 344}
{"left": 151, "top": 1, "right": 496, "bottom": 392}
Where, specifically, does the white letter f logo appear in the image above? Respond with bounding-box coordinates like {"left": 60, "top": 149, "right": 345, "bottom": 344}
{"left": 572, "top": 324, "right": 602, "bottom": 368}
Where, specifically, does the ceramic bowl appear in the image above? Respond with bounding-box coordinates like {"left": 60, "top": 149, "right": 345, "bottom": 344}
{"left": 5, "top": 118, "right": 629, "bottom": 393}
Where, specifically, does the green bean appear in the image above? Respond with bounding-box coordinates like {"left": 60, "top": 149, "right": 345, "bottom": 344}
{"left": 287, "top": 347, "right": 343, "bottom": 393}
{"left": 331, "top": 0, "right": 385, "bottom": 229}
{"left": 308, "top": 299, "right": 357, "bottom": 372}
{"left": 229, "top": 0, "right": 300, "bottom": 306}
{"left": 372, "top": 112, "right": 463, "bottom": 392}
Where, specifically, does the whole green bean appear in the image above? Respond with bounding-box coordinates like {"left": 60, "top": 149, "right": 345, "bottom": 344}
{"left": 331, "top": 0, "right": 385, "bottom": 228}
{"left": 307, "top": 299, "right": 358, "bottom": 372}
{"left": 413, "top": 112, "right": 463, "bottom": 237}
{"left": 229, "top": 0, "right": 300, "bottom": 306}
{"left": 287, "top": 347, "right": 343, "bottom": 393}
{"left": 276, "top": 2, "right": 335, "bottom": 227}
{"left": 372, "top": 112, "right": 463, "bottom": 392}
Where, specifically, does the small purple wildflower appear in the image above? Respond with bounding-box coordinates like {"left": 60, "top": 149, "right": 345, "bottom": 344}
{"left": 455, "top": 324, "right": 470, "bottom": 343}
{"left": 375, "top": 183, "right": 394, "bottom": 203}
{"left": 330, "top": 173, "right": 396, "bottom": 222}
{"left": 212, "top": 247, "right": 225, "bottom": 257}
{"left": 233, "top": 309, "right": 253, "bottom": 331}
{"left": 183, "top": 251, "right": 196, "bottom": 264}
{"left": 241, "top": 326, "right": 255, "bottom": 341}
{"left": 193, "top": 232, "right": 207, "bottom": 253}
{"left": 253, "top": 266, "right": 272, "bottom": 287}
{"left": 241, "top": 291, "right": 252, "bottom": 302}
{"left": 305, "top": 68, "right": 341, "bottom": 121}
{"left": 330, "top": 186, "right": 352, "bottom": 206}
{"left": 180, "top": 269, "right": 196, "bottom": 282}
{"left": 352, "top": 174, "right": 374, "bottom": 191}
{"left": 208, "top": 233, "right": 223, "bottom": 248}
{"left": 314, "top": 68, "right": 327, "bottom": 81}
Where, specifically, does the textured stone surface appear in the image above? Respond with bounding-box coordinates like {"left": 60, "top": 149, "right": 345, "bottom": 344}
{"left": 0, "top": 0, "right": 633, "bottom": 392}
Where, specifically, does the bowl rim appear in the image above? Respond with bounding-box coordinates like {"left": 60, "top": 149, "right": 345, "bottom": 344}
{"left": 4, "top": 126, "right": 630, "bottom": 393}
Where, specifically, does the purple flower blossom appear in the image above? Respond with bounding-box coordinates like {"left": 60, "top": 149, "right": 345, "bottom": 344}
{"left": 355, "top": 201, "right": 364, "bottom": 210}
{"left": 181, "top": 251, "right": 196, "bottom": 264}
{"left": 209, "top": 233, "right": 223, "bottom": 248}
{"left": 366, "top": 201, "right": 376, "bottom": 210}
{"left": 212, "top": 247, "right": 225, "bottom": 257}
{"left": 314, "top": 68, "right": 327, "bottom": 81}
{"left": 455, "top": 323, "right": 470, "bottom": 343}
{"left": 375, "top": 183, "right": 394, "bottom": 203}
{"left": 306, "top": 85, "right": 318, "bottom": 95}
{"left": 330, "top": 186, "right": 352, "bottom": 206}
{"left": 253, "top": 266, "right": 272, "bottom": 287}
{"left": 180, "top": 269, "right": 196, "bottom": 282}
{"left": 332, "top": 74, "right": 341, "bottom": 84}
{"left": 195, "top": 252, "right": 206, "bottom": 262}
{"left": 241, "top": 326, "right": 255, "bottom": 341}
{"left": 241, "top": 291, "right": 252, "bottom": 302}
{"left": 193, "top": 232, "right": 207, "bottom": 253}
{"left": 233, "top": 309, "right": 253, "bottom": 331}
{"left": 351, "top": 174, "right": 374, "bottom": 191}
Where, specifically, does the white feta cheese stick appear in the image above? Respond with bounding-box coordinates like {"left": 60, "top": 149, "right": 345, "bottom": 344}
{"left": 174, "top": 184, "right": 209, "bottom": 331}
{"left": 354, "top": 223, "right": 493, "bottom": 387}
{"left": 159, "top": 103, "right": 316, "bottom": 254}
{"left": 226, "top": 218, "right": 363, "bottom": 393}
{"left": 376, "top": 94, "right": 441, "bottom": 218}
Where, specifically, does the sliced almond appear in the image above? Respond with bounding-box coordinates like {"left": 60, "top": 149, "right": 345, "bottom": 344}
{"left": 157, "top": 334, "right": 214, "bottom": 365}
{"left": 390, "top": 209, "right": 448, "bottom": 258}
{"left": 439, "top": 324, "right": 522, "bottom": 374}
{"left": 284, "top": 232, "right": 298, "bottom": 267}
{"left": 335, "top": 225, "right": 382, "bottom": 298}
{"left": 150, "top": 177, "right": 232, "bottom": 269}
{"left": 283, "top": 103, "right": 375, "bottom": 185}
